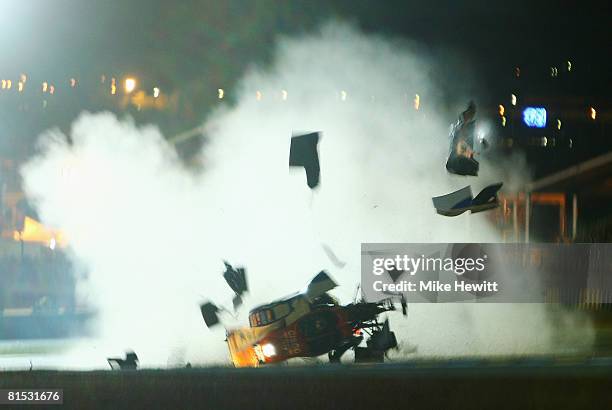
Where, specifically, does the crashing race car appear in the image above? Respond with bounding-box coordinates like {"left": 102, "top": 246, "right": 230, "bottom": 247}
{"left": 200, "top": 265, "right": 407, "bottom": 367}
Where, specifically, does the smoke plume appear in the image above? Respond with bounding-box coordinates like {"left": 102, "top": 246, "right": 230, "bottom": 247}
{"left": 21, "top": 23, "right": 591, "bottom": 367}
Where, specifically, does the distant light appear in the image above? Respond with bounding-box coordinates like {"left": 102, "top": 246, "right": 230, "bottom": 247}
{"left": 515, "top": 67, "right": 520, "bottom": 78}
{"left": 42, "top": 82, "right": 48, "bottom": 92}
{"left": 49, "top": 85, "right": 55, "bottom": 95}
{"left": 153, "top": 87, "right": 160, "bottom": 98}
{"left": 557, "top": 119, "right": 562, "bottom": 130}
{"left": 523, "top": 107, "right": 547, "bottom": 128}
{"left": 542, "top": 136, "right": 548, "bottom": 147}
{"left": 70, "top": 78, "right": 77, "bottom": 87}
{"left": 511, "top": 94, "right": 517, "bottom": 106}
{"left": 498, "top": 104, "right": 505, "bottom": 116}
{"left": 340, "top": 90, "right": 347, "bottom": 101}
{"left": 217, "top": 88, "right": 224, "bottom": 99}
{"left": 6, "top": 80, "right": 12, "bottom": 89}
{"left": 20, "top": 73, "right": 27, "bottom": 83}
{"left": 281, "top": 89, "right": 288, "bottom": 100}
{"left": 111, "top": 78, "right": 117, "bottom": 95}
{"left": 49, "top": 238, "right": 56, "bottom": 250}
{"left": 414, "top": 94, "right": 420, "bottom": 110}
{"left": 124, "top": 78, "right": 136, "bottom": 93}
{"left": 18, "top": 82, "right": 23, "bottom": 92}
{"left": 589, "top": 107, "right": 596, "bottom": 120}
{"left": 550, "top": 67, "right": 558, "bottom": 77}
{"left": 1, "top": 80, "right": 5, "bottom": 89}
{"left": 567, "top": 61, "right": 572, "bottom": 72}
{"left": 256, "top": 90, "right": 262, "bottom": 101}
{"left": 569, "top": 138, "right": 573, "bottom": 148}
{"left": 501, "top": 116, "right": 506, "bottom": 127}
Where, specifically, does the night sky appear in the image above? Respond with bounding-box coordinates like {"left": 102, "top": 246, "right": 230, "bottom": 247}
{"left": 2, "top": 1, "right": 608, "bottom": 89}
{"left": 0, "top": 0, "right": 609, "bottom": 165}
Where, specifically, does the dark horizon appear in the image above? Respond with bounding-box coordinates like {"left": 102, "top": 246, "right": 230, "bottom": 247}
{"left": 0, "top": 0, "right": 608, "bottom": 176}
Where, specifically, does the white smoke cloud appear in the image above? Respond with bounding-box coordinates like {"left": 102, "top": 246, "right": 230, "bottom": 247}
{"left": 20, "top": 22, "right": 591, "bottom": 367}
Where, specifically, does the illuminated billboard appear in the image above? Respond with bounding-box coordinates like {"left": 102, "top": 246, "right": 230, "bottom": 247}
{"left": 523, "top": 107, "right": 547, "bottom": 128}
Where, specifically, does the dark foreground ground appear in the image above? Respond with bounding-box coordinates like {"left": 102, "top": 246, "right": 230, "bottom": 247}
{"left": 1, "top": 358, "right": 612, "bottom": 410}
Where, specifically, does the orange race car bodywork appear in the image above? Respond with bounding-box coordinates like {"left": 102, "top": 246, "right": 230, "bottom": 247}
{"left": 227, "top": 304, "right": 354, "bottom": 367}
{"left": 201, "top": 270, "right": 404, "bottom": 368}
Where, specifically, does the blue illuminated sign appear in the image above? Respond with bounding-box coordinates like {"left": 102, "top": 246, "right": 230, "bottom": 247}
{"left": 523, "top": 107, "right": 547, "bottom": 128}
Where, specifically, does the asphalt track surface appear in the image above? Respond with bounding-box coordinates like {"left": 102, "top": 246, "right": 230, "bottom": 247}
{"left": 1, "top": 357, "right": 612, "bottom": 409}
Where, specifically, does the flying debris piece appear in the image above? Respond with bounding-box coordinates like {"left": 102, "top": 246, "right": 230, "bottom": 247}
{"left": 232, "top": 295, "right": 243, "bottom": 310}
{"left": 305, "top": 271, "right": 337, "bottom": 300}
{"left": 223, "top": 261, "right": 247, "bottom": 296}
{"left": 223, "top": 261, "right": 247, "bottom": 309}
{"left": 446, "top": 102, "right": 480, "bottom": 176}
{"left": 470, "top": 183, "right": 504, "bottom": 213}
{"left": 400, "top": 294, "right": 408, "bottom": 316}
{"left": 107, "top": 351, "right": 139, "bottom": 370}
{"left": 202, "top": 262, "right": 247, "bottom": 326}
{"left": 321, "top": 244, "right": 346, "bottom": 268}
{"left": 432, "top": 185, "right": 472, "bottom": 216}
{"left": 432, "top": 183, "right": 503, "bottom": 216}
{"left": 289, "top": 132, "right": 320, "bottom": 189}
{"left": 200, "top": 302, "right": 221, "bottom": 327}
